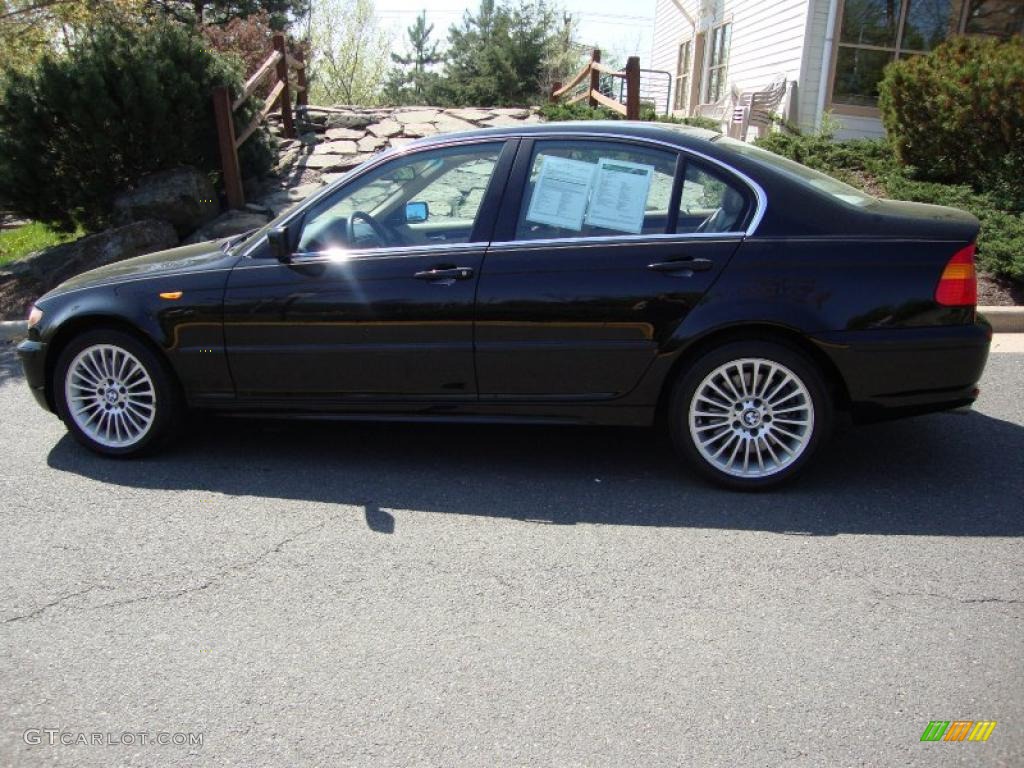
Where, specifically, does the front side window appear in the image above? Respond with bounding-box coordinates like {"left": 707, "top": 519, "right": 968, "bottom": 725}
{"left": 833, "top": 0, "right": 960, "bottom": 108}
{"left": 296, "top": 142, "right": 502, "bottom": 253}
{"left": 675, "top": 158, "right": 752, "bottom": 233}
{"left": 704, "top": 22, "right": 732, "bottom": 103}
{"left": 513, "top": 141, "right": 678, "bottom": 241}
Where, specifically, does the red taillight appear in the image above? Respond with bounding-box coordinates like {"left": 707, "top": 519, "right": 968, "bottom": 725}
{"left": 935, "top": 244, "right": 977, "bottom": 307}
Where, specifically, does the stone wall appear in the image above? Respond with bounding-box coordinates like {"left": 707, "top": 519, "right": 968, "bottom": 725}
{"left": 251, "top": 106, "right": 542, "bottom": 217}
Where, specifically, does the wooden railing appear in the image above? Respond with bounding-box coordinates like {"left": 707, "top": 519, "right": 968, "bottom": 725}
{"left": 550, "top": 49, "right": 640, "bottom": 120}
{"left": 212, "top": 32, "right": 307, "bottom": 209}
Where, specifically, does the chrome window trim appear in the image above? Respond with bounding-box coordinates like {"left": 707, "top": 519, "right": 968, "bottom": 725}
{"left": 234, "top": 241, "right": 486, "bottom": 269}
{"left": 240, "top": 129, "right": 768, "bottom": 261}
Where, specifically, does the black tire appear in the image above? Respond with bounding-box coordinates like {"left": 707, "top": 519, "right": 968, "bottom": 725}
{"left": 53, "top": 328, "right": 181, "bottom": 457}
{"left": 669, "top": 341, "right": 832, "bottom": 490}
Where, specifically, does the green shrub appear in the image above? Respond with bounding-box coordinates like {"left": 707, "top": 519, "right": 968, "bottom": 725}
{"left": 879, "top": 36, "right": 1024, "bottom": 202}
{"left": 539, "top": 101, "right": 722, "bottom": 131}
{"left": 539, "top": 101, "right": 621, "bottom": 122}
{"left": 0, "top": 20, "right": 274, "bottom": 232}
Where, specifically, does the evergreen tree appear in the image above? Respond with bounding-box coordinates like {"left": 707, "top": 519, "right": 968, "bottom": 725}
{"left": 385, "top": 10, "right": 443, "bottom": 104}
{"left": 439, "top": 0, "right": 557, "bottom": 107}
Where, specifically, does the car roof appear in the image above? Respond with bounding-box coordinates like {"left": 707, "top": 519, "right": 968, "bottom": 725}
{"left": 408, "top": 120, "right": 722, "bottom": 151}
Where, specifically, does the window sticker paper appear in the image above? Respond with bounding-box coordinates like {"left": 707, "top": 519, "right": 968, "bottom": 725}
{"left": 524, "top": 155, "right": 595, "bottom": 231}
{"left": 584, "top": 158, "right": 655, "bottom": 234}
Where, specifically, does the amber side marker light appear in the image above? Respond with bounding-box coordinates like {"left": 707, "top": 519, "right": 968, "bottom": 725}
{"left": 935, "top": 244, "right": 977, "bottom": 307}
{"left": 159, "top": 291, "right": 183, "bottom": 300}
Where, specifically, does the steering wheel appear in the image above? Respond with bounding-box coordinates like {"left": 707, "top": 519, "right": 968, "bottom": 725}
{"left": 346, "top": 211, "right": 390, "bottom": 248}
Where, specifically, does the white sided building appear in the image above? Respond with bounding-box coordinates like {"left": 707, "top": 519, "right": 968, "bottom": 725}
{"left": 650, "top": 0, "right": 1023, "bottom": 138}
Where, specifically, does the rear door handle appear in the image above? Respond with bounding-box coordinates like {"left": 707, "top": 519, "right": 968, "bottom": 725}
{"left": 413, "top": 266, "right": 475, "bottom": 282}
{"left": 647, "top": 257, "right": 714, "bottom": 274}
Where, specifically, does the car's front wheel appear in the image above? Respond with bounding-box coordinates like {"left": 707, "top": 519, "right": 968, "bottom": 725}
{"left": 54, "top": 329, "right": 180, "bottom": 457}
{"left": 669, "top": 341, "right": 832, "bottom": 489}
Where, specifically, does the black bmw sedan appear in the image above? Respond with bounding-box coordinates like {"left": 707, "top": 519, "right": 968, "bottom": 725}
{"left": 17, "top": 122, "right": 991, "bottom": 488}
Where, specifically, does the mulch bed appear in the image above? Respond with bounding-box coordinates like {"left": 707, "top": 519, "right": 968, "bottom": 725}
{"left": 977, "top": 273, "right": 1023, "bottom": 306}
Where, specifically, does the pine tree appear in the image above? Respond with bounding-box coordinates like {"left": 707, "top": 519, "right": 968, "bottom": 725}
{"left": 440, "top": 0, "right": 557, "bottom": 107}
{"left": 385, "top": 10, "right": 443, "bottom": 104}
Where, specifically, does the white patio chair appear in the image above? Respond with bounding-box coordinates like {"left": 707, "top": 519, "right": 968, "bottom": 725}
{"left": 730, "top": 74, "right": 788, "bottom": 141}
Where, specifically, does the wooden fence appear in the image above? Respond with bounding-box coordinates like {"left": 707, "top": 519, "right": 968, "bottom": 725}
{"left": 550, "top": 49, "right": 640, "bottom": 120}
{"left": 212, "top": 32, "right": 307, "bottom": 209}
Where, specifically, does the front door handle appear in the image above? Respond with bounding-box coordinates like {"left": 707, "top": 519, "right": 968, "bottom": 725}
{"left": 647, "top": 257, "right": 714, "bottom": 274}
{"left": 413, "top": 266, "right": 475, "bottom": 283}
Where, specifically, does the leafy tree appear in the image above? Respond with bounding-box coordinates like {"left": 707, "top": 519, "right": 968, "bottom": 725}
{"left": 147, "top": 0, "right": 308, "bottom": 29}
{"left": 439, "top": 0, "right": 558, "bottom": 107}
{"left": 0, "top": 0, "right": 147, "bottom": 75}
{"left": 308, "top": 0, "right": 390, "bottom": 105}
{"left": 385, "top": 10, "right": 443, "bottom": 104}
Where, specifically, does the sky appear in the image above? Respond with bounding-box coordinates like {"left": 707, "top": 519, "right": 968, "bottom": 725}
{"left": 372, "top": 0, "right": 656, "bottom": 64}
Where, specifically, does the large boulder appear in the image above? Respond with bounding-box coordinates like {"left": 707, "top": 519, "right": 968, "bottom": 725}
{"left": 184, "top": 210, "right": 270, "bottom": 245}
{"left": 113, "top": 167, "right": 219, "bottom": 237}
{"left": 1, "top": 220, "right": 178, "bottom": 286}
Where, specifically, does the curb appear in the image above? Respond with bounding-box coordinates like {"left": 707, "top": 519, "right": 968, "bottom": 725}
{"left": 0, "top": 320, "right": 27, "bottom": 342}
{"left": 980, "top": 306, "right": 1024, "bottom": 334}
{"left": 2, "top": 307, "right": 1023, "bottom": 343}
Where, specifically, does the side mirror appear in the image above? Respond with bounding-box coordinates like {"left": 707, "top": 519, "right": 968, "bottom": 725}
{"left": 267, "top": 226, "right": 292, "bottom": 262}
{"left": 405, "top": 201, "right": 429, "bottom": 223}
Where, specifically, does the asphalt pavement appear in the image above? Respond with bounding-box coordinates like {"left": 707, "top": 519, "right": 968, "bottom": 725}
{"left": 0, "top": 339, "right": 1021, "bottom": 767}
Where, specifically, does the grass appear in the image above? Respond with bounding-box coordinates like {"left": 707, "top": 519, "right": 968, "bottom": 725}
{"left": 0, "top": 221, "right": 83, "bottom": 267}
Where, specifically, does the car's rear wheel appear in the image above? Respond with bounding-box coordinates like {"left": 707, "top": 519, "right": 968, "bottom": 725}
{"left": 669, "top": 341, "right": 832, "bottom": 489}
{"left": 54, "top": 329, "right": 180, "bottom": 457}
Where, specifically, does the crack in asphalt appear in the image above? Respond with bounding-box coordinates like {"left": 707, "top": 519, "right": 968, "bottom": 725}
{"left": 0, "top": 516, "right": 336, "bottom": 625}
{"left": 1, "top": 584, "right": 113, "bottom": 625}
{"left": 877, "top": 590, "right": 1023, "bottom": 606}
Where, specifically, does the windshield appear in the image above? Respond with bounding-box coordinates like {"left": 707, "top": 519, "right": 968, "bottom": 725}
{"left": 714, "top": 136, "right": 875, "bottom": 208}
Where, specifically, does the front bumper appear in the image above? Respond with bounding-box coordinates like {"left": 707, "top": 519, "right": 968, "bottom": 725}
{"left": 814, "top": 320, "right": 991, "bottom": 418}
{"left": 17, "top": 338, "right": 51, "bottom": 412}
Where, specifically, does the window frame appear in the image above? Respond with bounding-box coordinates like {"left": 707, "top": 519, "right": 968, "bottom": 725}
{"left": 702, "top": 21, "right": 733, "bottom": 105}
{"left": 674, "top": 38, "right": 693, "bottom": 112}
{"left": 491, "top": 134, "right": 765, "bottom": 247}
{"left": 828, "top": 0, "right": 969, "bottom": 116}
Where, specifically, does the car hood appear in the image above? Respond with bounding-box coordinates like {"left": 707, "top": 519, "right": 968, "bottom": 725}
{"left": 42, "top": 238, "right": 244, "bottom": 299}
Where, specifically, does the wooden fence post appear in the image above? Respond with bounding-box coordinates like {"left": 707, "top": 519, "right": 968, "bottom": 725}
{"left": 588, "top": 49, "right": 601, "bottom": 108}
{"left": 272, "top": 33, "right": 294, "bottom": 139}
{"left": 294, "top": 48, "right": 308, "bottom": 108}
{"left": 625, "top": 56, "right": 640, "bottom": 120}
{"left": 212, "top": 85, "right": 244, "bottom": 210}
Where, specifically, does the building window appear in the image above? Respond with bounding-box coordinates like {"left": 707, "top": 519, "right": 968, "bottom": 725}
{"left": 674, "top": 40, "right": 692, "bottom": 111}
{"left": 832, "top": 0, "right": 962, "bottom": 109}
{"left": 962, "top": 0, "right": 1024, "bottom": 38}
{"left": 704, "top": 22, "right": 732, "bottom": 103}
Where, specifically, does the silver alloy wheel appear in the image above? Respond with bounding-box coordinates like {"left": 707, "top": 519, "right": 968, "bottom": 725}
{"left": 64, "top": 344, "right": 156, "bottom": 448}
{"left": 688, "top": 357, "right": 814, "bottom": 479}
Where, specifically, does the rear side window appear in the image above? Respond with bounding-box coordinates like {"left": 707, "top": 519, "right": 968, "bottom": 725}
{"left": 514, "top": 140, "right": 677, "bottom": 241}
{"left": 675, "top": 158, "right": 752, "bottom": 234}
{"left": 715, "top": 136, "right": 874, "bottom": 207}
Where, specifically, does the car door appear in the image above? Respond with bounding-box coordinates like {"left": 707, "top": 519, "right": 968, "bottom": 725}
{"left": 474, "top": 137, "right": 755, "bottom": 399}
{"left": 223, "top": 139, "right": 516, "bottom": 400}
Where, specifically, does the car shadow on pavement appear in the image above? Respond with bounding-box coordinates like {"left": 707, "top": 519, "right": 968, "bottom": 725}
{"left": 46, "top": 408, "right": 1024, "bottom": 537}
